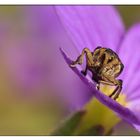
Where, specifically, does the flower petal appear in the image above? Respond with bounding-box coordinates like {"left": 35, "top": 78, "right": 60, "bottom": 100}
{"left": 127, "top": 99, "right": 140, "bottom": 132}
{"left": 55, "top": 6, "right": 125, "bottom": 52}
{"left": 60, "top": 48, "right": 140, "bottom": 126}
{"left": 118, "top": 24, "right": 140, "bottom": 101}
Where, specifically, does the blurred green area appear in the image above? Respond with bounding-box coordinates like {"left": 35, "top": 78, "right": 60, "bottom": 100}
{"left": 0, "top": 5, "right": 139, "bottom": 135}
{"left": 74, "top": 99, "right": 120, "bottom": 135}
{"left": 117, "top": 6, "right": 140, "bottom": 28}
{"left": 0, "top": 61, "right": 65, "bottom": 135}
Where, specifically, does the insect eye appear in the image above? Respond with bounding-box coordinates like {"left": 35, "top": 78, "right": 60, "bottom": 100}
{"left": 108, "top": 56, "right": 113, "bottom": 63}
{"left": 111, "top": 56, "right": 114, "bottom": 60}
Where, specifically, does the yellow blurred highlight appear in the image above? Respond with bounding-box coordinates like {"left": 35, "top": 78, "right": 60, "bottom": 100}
{"left": 74, "top": 84, "right": 128, "bottom": 135}
{"left": 100, "top": 85, "right": 127, "bottom": 107}
{"left": 74, "top": 98, "right": 121, "bottom": 135}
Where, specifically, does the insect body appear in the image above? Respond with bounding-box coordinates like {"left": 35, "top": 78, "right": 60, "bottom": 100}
{"left": 70, "top": 47, "right": 124, "bottom": 100}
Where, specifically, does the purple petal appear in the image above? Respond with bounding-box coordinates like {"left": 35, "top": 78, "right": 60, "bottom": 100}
{"left": 55, "top": 6, "right": 125, "bottom": 52}
{"left": 118, "top": 24, "right": 140, "bottom": 101}
{"left": 114, "top": 23, "right": 140, "bottom": 131}
{"left": 128, "top": 99, "right": 140, "bottom": 131}
{"left": 60, "top": 48, "right": 140, "bottom": 126}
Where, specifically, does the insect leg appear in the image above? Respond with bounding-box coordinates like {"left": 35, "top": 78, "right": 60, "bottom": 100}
{"left": 98, "top": 80, "right": 118, "bottom": 97}
{"left": 113, "top": 80, "right": 122, "bottom": 100}
{"left": 70, "top": 48, "right": 93, "bottom": 67}
{"left": 113, "top": 86, "right": 122, "bottom": 100}
{"left": 81, "top": 65, "right": 88, "bottom": 76}
{"left": 99, "top": 73, "right": 122, "bottom": 100}
{"left": 109, "top": 85, "right": 119, "bottom": 98}
{"left": 109, "top": 80, "right": 122, "bottom": 100}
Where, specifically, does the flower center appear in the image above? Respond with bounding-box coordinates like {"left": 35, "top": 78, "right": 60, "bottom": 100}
{"left": 99, "top": 84, "right": 127, "bottom": 107}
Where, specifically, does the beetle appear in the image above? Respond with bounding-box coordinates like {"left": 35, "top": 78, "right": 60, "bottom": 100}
{"left": 70, "top": 47, "right": 124, "bottom": 100}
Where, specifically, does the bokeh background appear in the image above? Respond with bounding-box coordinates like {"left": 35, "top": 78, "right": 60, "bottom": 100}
{"left": 0, "top": 5, "right": 139, "bottom": 135}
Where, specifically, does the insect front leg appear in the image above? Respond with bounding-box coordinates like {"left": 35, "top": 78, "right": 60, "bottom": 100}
{"left": 70, "top": 48, "right": 94, "bottom": 76}
{"left": 70, "top": 48, "right": 93, "bottom": 66}
{"left": 81, "top": 65, "right": 88, "bottom": 76}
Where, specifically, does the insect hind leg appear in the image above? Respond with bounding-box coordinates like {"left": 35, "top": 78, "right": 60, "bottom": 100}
{"left": 109, "top": 79, "right": 122, "bottom": 100}
{"left": 99, "top": 74, "right": 123, "bottom": 100}
{"left": 113, "top": 86, "right": 122, "bottom": 100}
{"left": 112, "top": 80, "right": 122, "bottom": 100}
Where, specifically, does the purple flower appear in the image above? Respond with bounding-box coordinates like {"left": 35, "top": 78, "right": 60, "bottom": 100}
{"left": 56, "top": 6, "right": 140, "bottom": 131}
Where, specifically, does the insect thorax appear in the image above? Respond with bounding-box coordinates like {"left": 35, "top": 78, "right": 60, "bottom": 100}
{"left": 90, "top": 47, "right": 124, "bottom": 78}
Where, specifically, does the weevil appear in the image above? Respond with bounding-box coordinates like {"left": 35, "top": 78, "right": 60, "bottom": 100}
{"left": 70, "top": 47, "right": 124, "bottom": 100}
